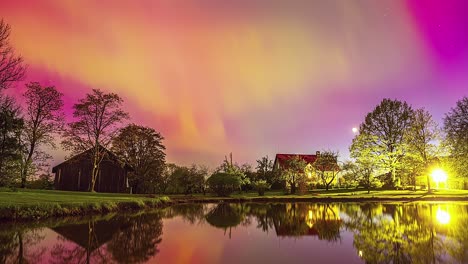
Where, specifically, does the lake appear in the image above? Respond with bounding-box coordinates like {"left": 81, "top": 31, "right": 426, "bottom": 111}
{"left": 1, "top": 202, "right": 467, "bottom": 263}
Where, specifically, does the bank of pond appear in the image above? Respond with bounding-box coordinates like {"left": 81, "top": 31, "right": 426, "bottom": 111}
{"left": 1, "top": 201, "right": 467, "bottom": 263}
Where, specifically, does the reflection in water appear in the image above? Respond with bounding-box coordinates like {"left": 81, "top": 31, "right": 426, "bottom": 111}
{"left": 0, "top": 202, "right": 467, "bottom": 263}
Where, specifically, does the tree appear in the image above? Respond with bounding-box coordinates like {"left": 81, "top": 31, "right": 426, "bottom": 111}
{"left": 313, "top": 151, "right": 340, "bottom": 191}
{"left": 0, "top": 95, "right": 23, "bottom": 186}
{"left": 217, "top": 153, "right": 249, "bottom": 191}
{"left": 256, "top": 155, "right": 278, "bottom": 185}
{"left": 62, "top": 89, "right": 129, "bottom": 192}
{"left": 281, "top": 155, "right": 307, "bottom": 194}
{"left": 112, "top": 124, "right": 166, "bottom": 193}
{"left": 207, "top": 172, "right": 242, "bottom": 197}
{"left": 166, "top": 165, "right": 207, "bottom": 195}
{"left": 342, "top": 160, "right": 380, "bottom": 194}
{"left": 443, "top": 96, "right": 468, "bottom": 179}
{"left": 0, "top": 19, "right": 26, "bottom": 91}
{"left": 351, "top": 99, "right": 414, "bottom": 187}
{"left": 404, "top": 108, "right": 440, "bottom": 190}
{"left": 19, "top": 82, "right": 64, "bottom": 188}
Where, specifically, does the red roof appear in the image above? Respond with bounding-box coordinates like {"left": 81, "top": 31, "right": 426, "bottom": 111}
{"left": 274, "top": 154, "right": 318, "bottom": 169}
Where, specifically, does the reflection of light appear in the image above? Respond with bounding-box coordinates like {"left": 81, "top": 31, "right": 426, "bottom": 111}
{"left": 308, "top": 210, "right": 313, "bottom": 219}
{"left": 436, "top": 208, "right": 450, "bottom": 225}
{"left": 352, "top": 127, "right": 358, "bottom": 134}
{"left": 358, "top": 250, "right": 363, "bottom": 257}
{"left": 431, "top": 168, "right": 448, "bottom": 187}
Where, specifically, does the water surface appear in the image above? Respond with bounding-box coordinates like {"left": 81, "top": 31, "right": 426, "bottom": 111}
{"left": 1, "top": 202, "right": 467, "bottom": 263}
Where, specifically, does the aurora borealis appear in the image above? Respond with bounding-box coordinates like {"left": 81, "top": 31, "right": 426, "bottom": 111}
{"left": 1, "top": 0, "right": 467, "bottom": 166}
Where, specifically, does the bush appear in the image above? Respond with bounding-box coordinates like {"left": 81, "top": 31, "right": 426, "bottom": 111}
{"left": 252, "top": 180, "right": 271, "bottom": 196}
{"left": 207, "top": 172, "right": 242, "bottom": 197}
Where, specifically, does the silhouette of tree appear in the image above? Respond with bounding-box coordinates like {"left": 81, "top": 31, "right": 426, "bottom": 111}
{"left": 0, "top": 19, "right": 26, "bottom": 91}
{"left": 62, "top": 89, "right": 129, "bottom": 192}
{"left": 112, "top": 124, "right": 166, "bottom": 193}
{"left": 20, "top": 82, "right": 64, "bottom": 188}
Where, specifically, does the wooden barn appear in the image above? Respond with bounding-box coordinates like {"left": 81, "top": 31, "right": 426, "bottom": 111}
{"left": 52, "top": 147, "right": 132, "bottom": 193}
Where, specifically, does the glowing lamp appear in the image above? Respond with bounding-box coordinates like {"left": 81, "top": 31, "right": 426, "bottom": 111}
{"left": 431, "top": 168, "right": 448, "bottom": 188}
{"left": 352, "top": 127, "right": 358, "bottom": 134}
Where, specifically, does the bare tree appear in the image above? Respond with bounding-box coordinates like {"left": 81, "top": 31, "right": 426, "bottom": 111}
{"left": 0, "top": 19, "right": 26, "bottom": 91}
{"left": 20, "top": 82, "right": 64, "bottom": 188}
{"left": 313, "top": 151, "right": 340, "bottom": 191}
{"left": 62, "top": 89, "right": 129, "bottom": 192}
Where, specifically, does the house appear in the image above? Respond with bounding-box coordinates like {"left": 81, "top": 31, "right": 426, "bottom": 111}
{"left": 273, "top": 152, "right": 321, "bottom": 172}
{"left": 52, "top": 147, "right": 132, "bottom": 193}
{"left": 273, "top": 151, "right": 339, "bottom": 187}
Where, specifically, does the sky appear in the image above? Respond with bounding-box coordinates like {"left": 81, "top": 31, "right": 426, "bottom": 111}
{"left": 2, "top": 0, "right": 467, "bottom": 167}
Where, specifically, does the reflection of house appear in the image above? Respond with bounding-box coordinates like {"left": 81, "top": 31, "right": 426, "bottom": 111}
{"left": 52, "top": 147, "right": 132, "bottom": 193}
{"left": 52, "top": 218, "right": 123, "bottom": 252}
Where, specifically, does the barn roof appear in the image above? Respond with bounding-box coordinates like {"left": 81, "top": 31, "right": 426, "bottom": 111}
{"left": 52, "top": 145, "right": 133, "bottom": 173}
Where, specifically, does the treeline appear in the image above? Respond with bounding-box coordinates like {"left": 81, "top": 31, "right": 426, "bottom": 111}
{"left": 344, "top": 98, "right": 468, "bottom": 192}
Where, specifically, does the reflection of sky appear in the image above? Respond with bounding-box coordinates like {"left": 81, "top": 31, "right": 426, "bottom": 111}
{"left": 2, "top": 0, "right": 468, "bottom": 166}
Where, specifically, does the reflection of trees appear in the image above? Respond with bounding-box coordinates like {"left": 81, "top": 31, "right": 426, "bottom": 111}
{"left": 0, "top": 228, "right": 46, "bottom": 264}
{"left": 342, "top": 203, "right": 468, "bottom": 264}
{"left": 107, "top": 213, "right": 163, "bottom": 263}
{"left": 163, "top": 203, "right": 207, "bottom": 224}
{"left": 205, "top": 203, "right": 246, "bottom": 238}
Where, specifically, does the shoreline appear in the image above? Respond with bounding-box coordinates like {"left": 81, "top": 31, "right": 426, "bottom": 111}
{"left": 171, "top": 195, "right": 468, "bottom": 204}
{"left": 1, "top": 189, "right": 468, "bottom": 221}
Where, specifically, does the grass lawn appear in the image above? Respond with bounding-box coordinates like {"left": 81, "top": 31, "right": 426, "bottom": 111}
{"left": 168, "top": 188, "right": 468, "bottom": 201}
{"left": 0, "top": 188, "right": 169, "bottom": 220}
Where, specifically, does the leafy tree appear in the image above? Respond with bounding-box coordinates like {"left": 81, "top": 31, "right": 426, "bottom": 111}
{"left": 217, "top": 153, "right": 250, "bottom": 191}
{"left": 62, "top": 89, "right": 129, "bottom": 192}
{"left": 252, "top": 180, "right": 270, "bottom": 196}
{"left": 342, "top": 160, "right": 380, "bottom": 194}
{"left": 280, "top": 155, "right": 307, "bottom": 194}
{"left": 207, "top": 172, "right": 242, "bottom": 197}
{"left": 19, "top": 82, "right": 64, "bottom": 188}
{"left": 313, "top": 151, "right": 340, "bottom": 191}
{"left": 404, "top": 108, "right": 440, "bottom": 190}
{"left": 443, "top": 96, "right": 468, "bottom": 179}
{"left": 112, "top": 124, "right": 166, "bottom": 193}
{"left": 351, "top": 98, "right": 414, "bottom": 187}
{"left": 0, "top": 19, "right": 26, "bottom": 91}
{"left": 166, "top": 165, "right": 207, "bottom": 195}
{"left": 256, "top": 155, "right": 276, "bottom": 183}
{"left": 0, "top": 95, "right": 23, "bottom": 186}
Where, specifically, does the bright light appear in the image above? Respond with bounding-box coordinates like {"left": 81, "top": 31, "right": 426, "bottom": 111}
{"left": 352, "top": 127, "right": 358, "bottom": 134}
{"left": 431, "top": 168, "right": 448, "bottom": 186}
{"left": 358, "top": 250, "right": 363, "bottom": 257}
{"left": 436, "top": 208, "right": 450, "bottom": 225}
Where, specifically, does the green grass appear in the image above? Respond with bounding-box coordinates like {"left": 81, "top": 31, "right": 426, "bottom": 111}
{"left": 168, "top": 188, "right": 468, "bottom": 201}
{"left": 0, "top": 188, "right": 170, "bottom": 220}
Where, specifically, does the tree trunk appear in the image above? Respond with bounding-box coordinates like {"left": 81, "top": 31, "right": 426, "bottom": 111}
{"left": 427, "top": 174, "right": 431, "bottom": 192}
{"left": 90, "top": 165, "right": 98, "bottom": 192}
{"left": 290, "top": 183, "right": 296, "bottom": 194}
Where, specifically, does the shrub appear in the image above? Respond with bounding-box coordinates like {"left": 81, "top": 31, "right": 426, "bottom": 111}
{"left": 252, "top": 180, "right": 271, "bottom": 196}
{"left": 207, "top": 172, "right": 242, "bottom": 196}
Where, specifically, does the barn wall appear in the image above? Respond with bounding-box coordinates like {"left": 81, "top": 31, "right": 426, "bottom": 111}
{"left": 54, "top": 158, "right": 128, "bottom": 193}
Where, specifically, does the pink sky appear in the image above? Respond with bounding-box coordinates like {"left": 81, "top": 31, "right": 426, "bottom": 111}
{"left": 1, "top": 0, "right": 467, "bottom": 167}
